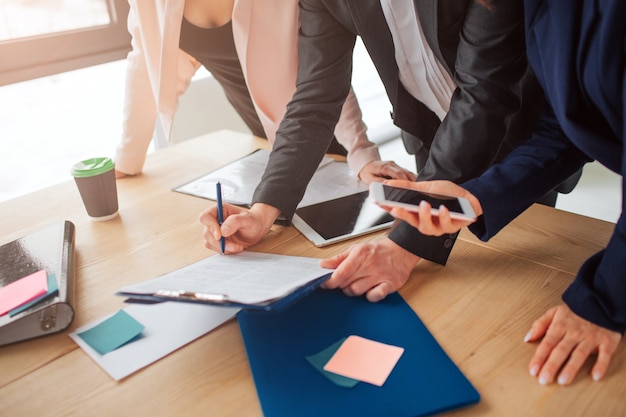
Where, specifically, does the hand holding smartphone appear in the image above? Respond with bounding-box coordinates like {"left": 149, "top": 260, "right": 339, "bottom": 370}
{"left": 369, "top": 182, "right": 476, "bottom": 221}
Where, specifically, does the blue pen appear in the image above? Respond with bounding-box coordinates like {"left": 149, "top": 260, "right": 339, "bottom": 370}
{"left": 216, "top": 181, "right": 226, "bottom": 254}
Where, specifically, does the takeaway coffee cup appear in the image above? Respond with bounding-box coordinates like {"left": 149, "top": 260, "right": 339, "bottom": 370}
{"left": 71, "top": 157, "right": 119, "bottom": 221}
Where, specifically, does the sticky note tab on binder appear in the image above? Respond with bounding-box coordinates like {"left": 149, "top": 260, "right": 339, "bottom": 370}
{"left": 9, "top": 273, "right": 59, "bottom": 317}
{"left": 0, "top": 269, "right": 48, "bottom": 316}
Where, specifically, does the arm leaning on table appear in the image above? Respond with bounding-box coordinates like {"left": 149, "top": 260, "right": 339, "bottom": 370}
{"left": 114, "top": 0, "right": 200, "bottom": 178}
{"left": 199, "top": 0, "right": 415, "bottom": 255}
{"left": 233, "top": 0, "right": 412, "bottom": 183}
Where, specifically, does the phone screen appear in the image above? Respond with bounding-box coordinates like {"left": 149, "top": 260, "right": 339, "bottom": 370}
{"left": 382, "top": 185, "right": 464, "bottom": 213}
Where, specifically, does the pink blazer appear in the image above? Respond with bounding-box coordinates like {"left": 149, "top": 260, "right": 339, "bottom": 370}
{"left": 115, "top": 0, "right": 380, "bottom": 176}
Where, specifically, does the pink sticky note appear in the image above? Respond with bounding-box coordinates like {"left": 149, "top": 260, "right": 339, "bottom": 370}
{"left": 323, "top": 335, "right": 404, "bottom": 387}
{"left": 0, "top": 270, "right": 48, "bottom": 316}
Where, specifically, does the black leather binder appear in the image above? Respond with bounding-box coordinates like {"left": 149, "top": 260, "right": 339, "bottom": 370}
{"left": 0, "top": 221, "right": 76, "bottom": 346}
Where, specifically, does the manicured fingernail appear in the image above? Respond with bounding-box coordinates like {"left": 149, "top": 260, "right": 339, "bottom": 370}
{"left": 538, "top": 372, "right": 550, "bottom": 385}
{"left": 557, "top": 373, "right": 569, "bottom": 385}
{"left": 593, "top": 372, "right": 602, "bottom": 381}
{"left": 529, "top": 365, "right": 539, "bottom": 377}
{"left": 524, "top": 330, "right": 533, "bottom": 342}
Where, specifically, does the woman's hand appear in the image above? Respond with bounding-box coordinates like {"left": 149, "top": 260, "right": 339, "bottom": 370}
{"left": 358, "top": 160, "right": 416, "bottom": 184}
{"left": 377, "top": 179, "right": 481, "bottom": 236}
{"left": 199, "top": 202, "right": 279, "bottom": 254}
{"left": 525, "top": 304, "right": 622, "bottom": 385}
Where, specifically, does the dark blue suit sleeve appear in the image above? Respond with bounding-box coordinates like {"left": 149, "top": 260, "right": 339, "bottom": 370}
{"left": 464, "top": 108, "right": 590, "bottom": 240}
{"left": 562, "top": 92, "right": 626, "bottom": 334}
{"left": 464, "top": 106, "right": 626, "bottom": 333}
{"left": 389, "top": 0, "right": 542, "bottom": 265}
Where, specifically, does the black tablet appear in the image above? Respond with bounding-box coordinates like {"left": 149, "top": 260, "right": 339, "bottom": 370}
{"left": 291, "top": 191, "right": 394, "bottom": 247}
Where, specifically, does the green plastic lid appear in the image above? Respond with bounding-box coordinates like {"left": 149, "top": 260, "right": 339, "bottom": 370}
{"left": 71, "top": 157, "right": 115, "bottom": 178}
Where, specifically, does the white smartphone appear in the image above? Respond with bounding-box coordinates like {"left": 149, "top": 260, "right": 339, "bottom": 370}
{"left": 369, "top": 182, "right": 476, "bottom": 221}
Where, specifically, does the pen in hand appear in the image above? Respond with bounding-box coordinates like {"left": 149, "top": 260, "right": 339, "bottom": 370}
{"left": 216, "top": 181, "right": 226, "bottom": 254}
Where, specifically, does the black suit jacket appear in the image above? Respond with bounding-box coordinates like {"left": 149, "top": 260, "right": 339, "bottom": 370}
{"left": 253, "top": 0, "right": 542, "bottom": 264}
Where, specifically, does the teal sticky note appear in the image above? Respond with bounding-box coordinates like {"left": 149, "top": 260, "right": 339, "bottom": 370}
{"left": 306, "top": 337, "right": 360, "bottom": 388}
{"left": 9, "top": 273, "right": 59, "bottom": 317}
{"left": 77, "top": 310, "right": 145, "bottom": 355}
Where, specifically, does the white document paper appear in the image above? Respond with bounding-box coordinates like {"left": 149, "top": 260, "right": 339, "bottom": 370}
{"left": 119, "top": 252, "right": 331, "bottom": 305}
{"left": 174, "top": 149, "right": 367, "bottom": 207}
{"left": 69, "top": 301, "right": 239, "bottom": 381}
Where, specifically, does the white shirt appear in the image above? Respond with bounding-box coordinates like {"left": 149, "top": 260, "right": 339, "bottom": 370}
{"left": 380, "top": 0, "right": 456, "bottom": 121}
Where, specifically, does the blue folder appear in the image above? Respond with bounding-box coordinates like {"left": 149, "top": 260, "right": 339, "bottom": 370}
{"left": 237, "top": 288, "right": 480, "bottom": 417}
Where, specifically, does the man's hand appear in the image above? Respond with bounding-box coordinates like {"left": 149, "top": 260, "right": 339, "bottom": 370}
{"left": 320, "top": 237, "right": 420, "bottom": 302}
{"left": 199, "top": 202, "right": 280, "bottom": 254}
{"left": 525, "top": 303, "right": 622, "bottom": 385}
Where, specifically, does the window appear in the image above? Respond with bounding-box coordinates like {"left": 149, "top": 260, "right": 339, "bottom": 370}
{"left": 0, "top": 0, "right": 130, "bottom": 85}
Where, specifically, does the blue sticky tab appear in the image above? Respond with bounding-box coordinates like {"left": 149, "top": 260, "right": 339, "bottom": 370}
{"left": 305, "top": 337, "right": 360, "bottom": 388}
{"left": 77, "top": 310, "right": 145, "bottom": 355}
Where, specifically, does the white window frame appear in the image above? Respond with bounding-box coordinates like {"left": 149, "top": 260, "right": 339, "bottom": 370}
{"left": 0, "top": 0, "right": 130, "bottom": 86}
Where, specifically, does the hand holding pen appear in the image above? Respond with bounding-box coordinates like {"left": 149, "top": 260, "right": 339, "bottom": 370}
{"left": 199, "top": 184, "right": 282, "bottom": 255}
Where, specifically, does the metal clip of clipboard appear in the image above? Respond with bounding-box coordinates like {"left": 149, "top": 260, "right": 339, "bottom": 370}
{"left": 155, "top": 289, "right": 229, "bottom": 303}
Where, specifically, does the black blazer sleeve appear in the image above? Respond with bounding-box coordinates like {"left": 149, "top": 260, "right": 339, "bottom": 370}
{"left": 420, "top": 0, "right": 531, "bottom": 183}
{"left": 390, "top": 0, "right": 540, "bottom": 263}
{"left": 251, "top": 0, "right": 357, "bottom": 220}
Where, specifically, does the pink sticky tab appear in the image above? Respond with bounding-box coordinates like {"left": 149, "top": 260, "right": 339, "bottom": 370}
{"left": 0, "top": 269, "right": 48, "bottom": 316}
{"left": 323, "top": 335, "right": 404, "bottom": 386}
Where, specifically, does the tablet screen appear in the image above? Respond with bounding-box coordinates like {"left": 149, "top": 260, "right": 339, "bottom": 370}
{"left": 292, "top": 191, "right": 393, "bottom": 246}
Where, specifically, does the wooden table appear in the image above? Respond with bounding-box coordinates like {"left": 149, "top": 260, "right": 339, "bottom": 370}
{"left": 0, "top": 130, "right": 623, "bottom": 417}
